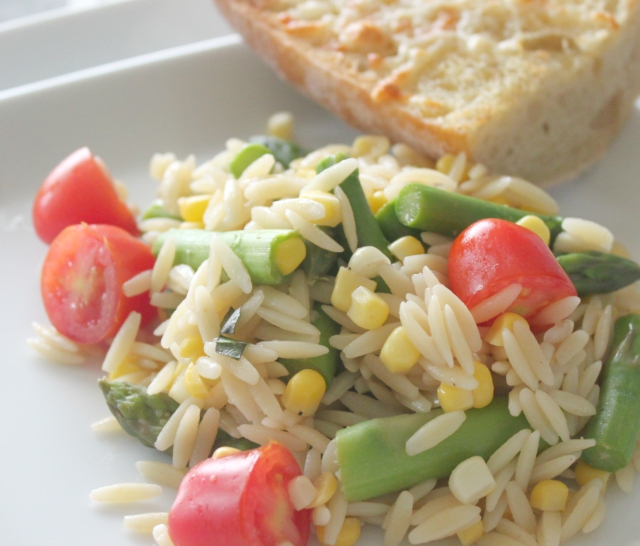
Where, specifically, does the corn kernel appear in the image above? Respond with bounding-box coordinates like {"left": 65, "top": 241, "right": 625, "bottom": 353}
{"left": 266, "top": 111, "right": 293, "bottom": 140}
{"left": 436, "top": 154, "right": 455, "bottom": 174}
{"left": 177, "top": 194, "right": 210, "bottom": 223}
{"left": 273, "top": 237, "right": 307, "bottom": 276}
{"left": 212, "top": 446, "right": 241, "bottom": 459}
{"left": 489, "top": 195, "right": 511, "bottom": 206}
{"left": 108, "top": 357, "right": 142, "bottom": 380}
{"left": 309, "top": 472, "right": 338, "bottom": 508}
{"left": 317, "top": 517, "right": 361, "bottom": 546}
{"left": 179, "top": 336, "right": 206, "bottom": 362}
{"left": 282, "top": 369, "right": 326, "bottom": 416}
{"left": 485, "top": 312, "right": 529, "bottom": 346}
{"left": 331, "top": 267, "right": 377, "bottom": 312}
{"left": 574, "top": 460, "right": 610, "bottom": 488}
{"left": 457, "top": 520, "right": 484, "bottom": 546}
{"left": 346, "top": 286, "right": 389, "bottom": 330}
{"left": 472, "top": 361, "right": 494, "bottom": 409}
{"left": 516, "top": 215, "right": 551, "bottom": 246}
{"left": 368, "top": 190, "right": 387, "bottom": 214}
{"left": 438, "top": 383, "right": 474, "bottom": 412}
{"left": 184, "top": 363, "right": 211, "bottom": 399}
{"left": 379, "top": 326, "right": 420, "bottom": 373}
{"left": 611, "top": 240, "right": 631, "bottom": 258}
{"left": 388, "top": 236, "right": 425, "bottom": 262}
{"left": 449, "top": 455, "right": 496, "bottom": 504}
{"left": 303, "top": 190, "right": 342, "bottom": 227}
{"left": 530, "top": 479, "right": 569, "bottom": 511}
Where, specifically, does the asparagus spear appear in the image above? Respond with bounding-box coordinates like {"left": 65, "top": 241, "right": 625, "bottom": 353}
{"left": 375, "top": 200, "right": 423, "bottom": 242}
{"left": 99, "top": 379, "right": 259, "bottom": 453}
{"left": 389, "top": 184, "right": 564, "bottom": 242}
{"left": 336, "top": 396, "right": 531, "bottom": 502}
{"left": 99, "top": 379, "right": 178, "bottom": 449}
{"left": 556, "top": 251, "right": 640, "bottom": 296}
{"left": 249, "top": 135, "right": 306, "bottom": 169}
{"left": 142, "top": 200, "right": 182, "bottom": 221}
{"left": 280, "top": 304, "right": 341, "bottom": 387}
{"left": 302, "top": 230, "right": 339, "bottom": 279}
{"left": 152, "top": 229, "right": 306, "bottom": 285}
{"left": 581, "top": 314, "right": 640, "bottom": 472}
{"left": 229, "top": 143, "right": 271, "bottom": 178}
{"left": 316, "top": 154, "right": 392, "bottom": 259}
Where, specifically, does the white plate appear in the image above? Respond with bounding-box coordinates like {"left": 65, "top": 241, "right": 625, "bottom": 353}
{"left": 1, "top": 35, "right": 640, "bottom": 546}
{"left": 0, "top": 0, "right": 231, "bottom": 92}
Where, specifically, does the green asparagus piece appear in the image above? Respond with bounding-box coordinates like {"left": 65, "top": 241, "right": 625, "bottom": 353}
{"left": 581, "top": 314, "right": 640, "bottom": 472}
{"left": 316, "top": 154, "right": 392, "bottom": 259}
{"left": 152, "top": 229, "right": 306, "bottom": 285}
{"left": 556, "top": 251, "right": 640, "bottom": 297}
{"left": 393, "top": 184, "right": 564, "bottom": 242}
{"left": 229, "top": 143, "right": 271, "bottom": 178}
{"left": 302, "top": 231, "right": 339, "bottom": 279}
{"left": 375, "top": 200, "right": 423, "bottom": 242}
{"left": 141, "top": 200, "right": 181, "bottom": 221}
{"left": 280, "top": 304, "right": 341, "bottom": 387}
{"left": 213, "top": 429, "right": 259, "bottom": 452}
{"left": 336, "top": 396, "right": 531, "bottom": 501}
{"left": 98, "top": 379, "right": 178, "bottom": 449}
{"left": 249, "top": 135, "right": 306, "bottom": 168}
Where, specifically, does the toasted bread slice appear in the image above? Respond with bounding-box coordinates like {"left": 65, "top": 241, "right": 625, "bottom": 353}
{"left": 213, "top": 0, "right": 640, "bottom": 185}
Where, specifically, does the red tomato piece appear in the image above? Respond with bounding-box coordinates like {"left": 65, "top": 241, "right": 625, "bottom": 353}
{"left": 33, "top": 147, "right": 139, "bottom": 244}
{"left": 448, "top": 219, "right": 577, "bottom": 330}
{"left": 168, "top": 443, "right": 311, "bottom": 546}
{"left": 41, "top": 223, "right": 156, "bottom": 344}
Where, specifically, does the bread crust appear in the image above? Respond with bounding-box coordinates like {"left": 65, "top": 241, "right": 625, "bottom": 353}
{"left": 214, "top": 0, "right": 640, "bottom": 185}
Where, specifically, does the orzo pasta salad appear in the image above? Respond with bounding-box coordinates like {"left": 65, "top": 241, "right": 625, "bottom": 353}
{"left": 29, "top": 113, "right": 640, "bottom": 546}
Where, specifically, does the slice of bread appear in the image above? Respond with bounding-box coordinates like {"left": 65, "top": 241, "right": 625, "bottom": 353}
{"left": 213, "top": 0, "right": 640, "bottom": 186}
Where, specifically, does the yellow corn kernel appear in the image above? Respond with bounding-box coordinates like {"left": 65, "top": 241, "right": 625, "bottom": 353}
{"left": 282, "top": 369, "right": 327, "bottom": 416}
{"left": 303, "top": 190, "right": 342, "bottom": 228}
{"left": 273, "top": 237, "right": 307, "bottom": 276}
{"left": 436, "top": 154, "right": 455, "bottom": 174}
{"left": 437, "top": 383, "right": 474, "bottom": 412}
{"left": 108, "top": 357, "right": 142, "bottom": 380}
{"left": 530, "top": 479, "right": 569, "bottom": 511}
{"left": 611, "top": 240, "right": 631, "bottom": 258}
{"left": 212, "top": 446, "right": 241, "bottom": 459}
{"left": 177, "top": 194, "right": 210, "bottom": 223}
{"left": 472, "top": 361, "right": 494, "bottom": 409}
{"left": 184, "top": 363, "right": 211, "bottom": 399}
{"left": 457, "top": 520, "right": 484, "bottom": 546}
{"left": 316, "top": 517, "right": 361, "bottom": 546}
{"left": 179, "top": 336, "right": 206, "bottom": 362}
{"left": 331, "top": 267, "right": 377, "bottom": 312}
{"left": 309, "top": 472, "right": 338, "bottom": 508}
{"left": 368, "top": 190, "right": 387, "bottom": 214}
{"left": 574, "top": 460, "right": 610, "bottom": 488}
{"left": 388, "top": 236, "right": 425, "bottom": 262}
{"left": 488, "top": 195, "right": 511, "bottom": 206}
{"left": 379, "top": 326, "right": 420, "bottom": 374}
{"left": 346, "top": 286, "right": 389, "bottom": 330}
{"left": 516, "top": 215, "right": 551, "bottom": 246}
{"left": 485, "top": 312, "right": 529, "bottom": 346}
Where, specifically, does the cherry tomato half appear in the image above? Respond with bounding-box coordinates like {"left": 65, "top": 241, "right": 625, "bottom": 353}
{"left": 33, "top": 147, "right": 139, "bottom": 244}
{"left": 168, "top": 443, "right": 311, "bottom": 546}
{"left": 41, "top": 223, "right": 156, "bottom": 344}
{"left": 448, "top": 219, "right": 577, "bottom": 330}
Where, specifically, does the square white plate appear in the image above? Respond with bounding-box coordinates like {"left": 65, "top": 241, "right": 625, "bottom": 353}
{"left": 0, "top": 0, "right": 231, "bottom": 92}
{"left": 0, "top": 35, "right": 639, "bottom": 546}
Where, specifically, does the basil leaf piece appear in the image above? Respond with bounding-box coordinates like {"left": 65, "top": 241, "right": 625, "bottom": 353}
{"left": 220, "top": 308, "right": 242, "bottom": 335}
{"left": 214, "top": 335, "right": 248, "bottom": 360}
